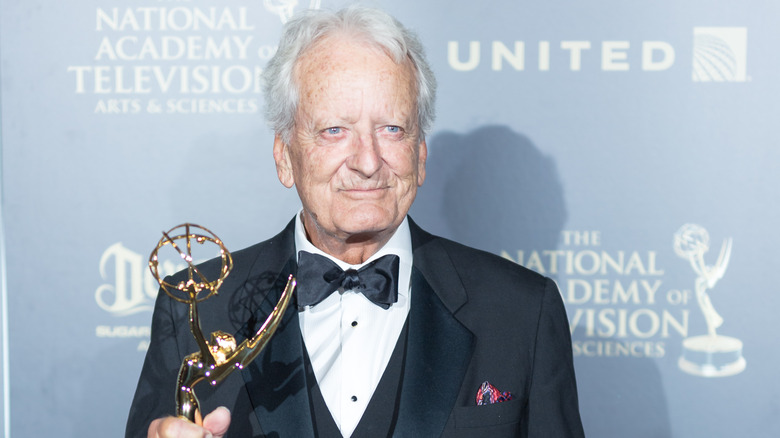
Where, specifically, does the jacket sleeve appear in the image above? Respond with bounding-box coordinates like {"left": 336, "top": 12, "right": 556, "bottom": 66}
{"left": 524, "top": 278, "right": 585, "bottom": 438}
{"left": 125, "top": 288, "right": 184, "bottom": 438}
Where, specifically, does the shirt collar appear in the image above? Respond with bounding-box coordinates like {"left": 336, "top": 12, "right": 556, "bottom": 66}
{"left": 294, "top": 211, "right": 413, "bottom": 298}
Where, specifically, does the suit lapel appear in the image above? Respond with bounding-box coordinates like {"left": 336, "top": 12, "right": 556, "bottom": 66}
{"left": 241, "top": 298, "right": 314, "bottom": 437}
{"left": 394, "top": 221, "right": 474, "bottom": 437}
{"left": 239, "top": 221, "right": 316, "bottom": 437}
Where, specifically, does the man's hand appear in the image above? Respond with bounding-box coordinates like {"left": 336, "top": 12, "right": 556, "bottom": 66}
{"left": 147, "top": 407, "right": 231, "bottom": 438}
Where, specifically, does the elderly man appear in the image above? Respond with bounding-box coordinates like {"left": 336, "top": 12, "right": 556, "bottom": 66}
{"left": 127, "top": 6, "right": 584, "bottom": 438}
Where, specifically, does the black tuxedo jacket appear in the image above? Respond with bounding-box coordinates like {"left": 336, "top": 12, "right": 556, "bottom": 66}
{"left": 126, "top": 218, "right": 584, "bottom": 437}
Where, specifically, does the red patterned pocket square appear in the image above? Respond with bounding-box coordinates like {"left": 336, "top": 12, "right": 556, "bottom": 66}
{"left": 475, "top": 381, "right": 513, "bottom": 405}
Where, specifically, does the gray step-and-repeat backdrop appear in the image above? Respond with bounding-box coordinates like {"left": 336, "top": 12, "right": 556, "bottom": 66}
{"left": 1, "top": 0, "right": 778, "bottom": 436}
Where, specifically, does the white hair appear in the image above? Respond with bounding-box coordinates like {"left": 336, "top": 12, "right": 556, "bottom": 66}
{"left": 262, "top": 5, "right": 437, "bottom": 143}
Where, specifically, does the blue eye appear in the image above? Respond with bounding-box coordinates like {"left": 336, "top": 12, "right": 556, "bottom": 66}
{"left": 386, "top": 126, "right": 400, "bottom": 133}
{"left": 325, "top": 127, "right": 341, "bottom": 135}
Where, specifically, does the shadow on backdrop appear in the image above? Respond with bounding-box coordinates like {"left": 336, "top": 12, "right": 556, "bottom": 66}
{"left": 411, "top": 125, "right": 566, "bottom": 255}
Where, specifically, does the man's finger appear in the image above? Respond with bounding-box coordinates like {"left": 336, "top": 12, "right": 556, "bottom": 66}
{"left": 148, "top": 416, "right": 212, "bottom": 438}
{"left": 202, "top": 407, "right": 231, "bottom": 438}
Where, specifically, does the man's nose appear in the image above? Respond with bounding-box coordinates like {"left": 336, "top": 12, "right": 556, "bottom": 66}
{"left": 346, "top": 133, "right": 382, "bottom": 177}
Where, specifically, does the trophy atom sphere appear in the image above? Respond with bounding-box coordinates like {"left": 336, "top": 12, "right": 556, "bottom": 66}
{"left": 149, "top": 223, "right": 232, "bottom": 304}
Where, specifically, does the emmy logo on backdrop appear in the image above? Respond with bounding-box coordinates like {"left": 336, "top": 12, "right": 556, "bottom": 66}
{"left": 263, "top": 0, "right": 322, "bottom": 24}
{"left": 149, "top": 224, "right": 295, "bottom": 421}
{"left": 673, "top": 224, "right": 746, "bottom": 377}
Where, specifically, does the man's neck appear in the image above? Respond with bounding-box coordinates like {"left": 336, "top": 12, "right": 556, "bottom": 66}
{"left": 299, "top": 213, "right": 400, "bottom": 265}
{"left": 304, "top": 228, "right": 392, "bottom": 265}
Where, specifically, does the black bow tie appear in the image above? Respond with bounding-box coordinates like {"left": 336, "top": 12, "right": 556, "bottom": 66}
{"left": 296, "top": 251, "right": 400, "bottom": 310}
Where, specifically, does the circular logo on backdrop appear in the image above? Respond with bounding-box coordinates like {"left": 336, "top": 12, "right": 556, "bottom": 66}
{"left": 693, "top": 35, "right": 738, "bottom": 81}
{"left": 691, "top": 27, "right": 748, "bottom": 82}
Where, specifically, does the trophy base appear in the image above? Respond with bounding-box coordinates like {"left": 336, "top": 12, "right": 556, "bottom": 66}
{"left": 678, "top": 335, "right": 746, "bottom": 377}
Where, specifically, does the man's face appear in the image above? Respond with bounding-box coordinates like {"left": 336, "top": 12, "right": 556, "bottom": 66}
{"left": 273, "top": 36, "right": 427, "bottom": 251}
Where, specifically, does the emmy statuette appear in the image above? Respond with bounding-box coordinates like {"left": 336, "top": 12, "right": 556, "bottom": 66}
{"left": 149, "top": 223, "right": 295, "bottom": 421}
{"left": 674, "top": 224, "right": 745, "bottom": 377}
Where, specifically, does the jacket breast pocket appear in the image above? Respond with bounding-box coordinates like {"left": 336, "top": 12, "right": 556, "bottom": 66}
{"left": 452, "top": 398, "right": 524, "bottom": 429}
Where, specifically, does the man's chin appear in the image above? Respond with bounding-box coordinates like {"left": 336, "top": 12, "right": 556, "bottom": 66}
{"left": 336, "top": 212, "right": 401, "bottom": 241}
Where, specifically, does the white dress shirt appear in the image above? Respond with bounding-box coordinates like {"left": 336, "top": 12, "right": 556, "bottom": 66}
{"left": 295, "top": 213, "right": 412, "bottom": 438}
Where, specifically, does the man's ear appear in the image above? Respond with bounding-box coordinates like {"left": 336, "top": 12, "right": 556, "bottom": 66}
{"left": 273, "top": 134, "right": 295, "bottom": 188}
{"left": 416, "top": 139, "right": 427, "bottom": 187}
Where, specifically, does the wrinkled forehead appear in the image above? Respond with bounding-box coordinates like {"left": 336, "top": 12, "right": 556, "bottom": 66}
{"left": 293, "top": 34, "right": 418, "bottom": 102}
